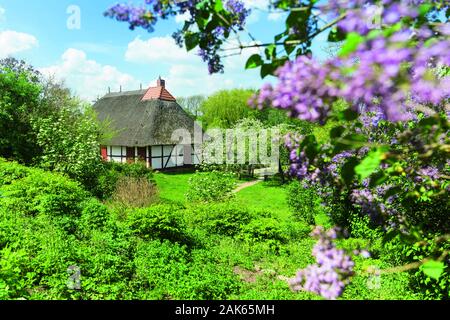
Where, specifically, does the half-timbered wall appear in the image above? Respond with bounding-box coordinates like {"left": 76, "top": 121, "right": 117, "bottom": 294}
{"left": 102, "top": 145, "right": 200, "bottom": 169}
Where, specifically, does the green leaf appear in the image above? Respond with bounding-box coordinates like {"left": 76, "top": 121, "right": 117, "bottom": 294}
{"left": 383, "top": 186, "right": 402, "bottom": 200}
{"left": 355, "top": 148, "right": 386, "bottom": 181}
{"left": 245, "top": 54, "right": 263, "bottom": 70}
{"left": 185, "top": 33, "right": 199, "bottom": 51}
{"left": 341, "top": 157, "right": 358, "bottom": 186}
{"left": 260, "top": 64, "right": 273, "bottom": 78}
{"left": 330, "top": 126, "right": 345, "bottom": 139}
{"left": 297, "top": 135, "right": 318, "bottom": 159}
{"left": 339, "top": 32, "right": 364, "bottom": 57}
{"left": 264, "top": 44, "right": 276, "bottom": 60}
{"left": 382, "top": 230, "right": 399, "bottom": 244}
{"left": 286, "top": 10, "right": 308, "bottom": 30}
{"left": 333, "top": 133, "right": 367, "bottom": 153}
{"left": 367, "top": 29, "right": 382, "bottom": 40}
{"left": 328, "top": 27, "right": 346, "bottom": 42}
{"left": 214, "top": 0, "right": 224, "bottom": 12}
{"left": 338, "top": 108, "right": 358, "bottom": 121}
{"left": 421, "top": 260, "right": 445, "bottom": 280}
{"left": 418, "top": 3, "right": 432, "bottom": 17}
{"left": 274, "top": 31, "right": 287, "bottom": 42}
{"left": 195, "top": 14, "right": 209, "bottom": 29}
{"left": 195, "top": 0, "right": 208, "bottom": 10}
{"left": 369, "top": 171, "right": 387, "bottom": 187}
{"left": 418, "top": 116, "right": 439, "bottom": 128}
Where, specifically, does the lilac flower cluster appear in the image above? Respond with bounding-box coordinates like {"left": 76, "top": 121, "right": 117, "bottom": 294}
{"left": 197, "top": 26, "right": 229, "bottom": 74}
{"left": 285, "top": 133, "right": 331, "bottom": 186}
{"left": 415, "top": 165, "right": 441, "bottom": 183}
{"left": 327, "top": 151, "right": 354, "bottom": 179}
{"left": 254, "top": 31, "right": 450, "bottom": 122}
{"left": 225, "top": 0, "right": 251, "bottom": 29}
{"left": 104, "top": 3, "right": 157, "bottom": 31}
{"left": 351, "top": 188, "right": 387, "bottom": 223}
{"left": 198, "top": 48, "right": 223, "bottom": 74}
{"left": 253, "top": 0, "right": 450, "bottom": 123}
{"left": 323, "top": 0, "right": 438, "bottom": 35}
{"left": 359, "top": 108, "right": 386, "bottom": 129}
{"left": 196, "top": 1, "right": 250, "bottom": 73}
{"left": 254, "top": 56, "right": 337, "bottom": 123}
{"left": 289, "top": 226, "right": 355, "bottom": 300}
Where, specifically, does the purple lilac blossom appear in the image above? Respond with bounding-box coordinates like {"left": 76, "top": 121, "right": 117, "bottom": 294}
{"left": 289, "top": 226, "right": 355, "bottom": 300}
{"left": 253, "top": 31, "right": 450, "bottom": 123}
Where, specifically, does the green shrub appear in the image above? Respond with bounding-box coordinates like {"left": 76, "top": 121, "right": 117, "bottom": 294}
{"left": 185, "top": 202, "right": 254, "bottom": 236}
{"left": 282, "top": 221, "right": 312, "bottom": 240}
{"left": 175, "top": 250, "right": 241, "bottom": 299}
{"left": 239, "top": 217, "right": 288, "bottom": 244}
{"left": 0, "top": 247, "right": 33, "bottom": 299}
{"left": 186, "top": 171, "right": 236, "bottom": 203}
{"left": 79, "top": 198, "right": 111, "bottom": 231}
{"left": 74, "top": 226, "right": 136, "bottom": 300}
{"left": 133, "top": 240, "right": 240, "bottom": 300}
{"left": 0, "top": 158, "right": 31, "bottom": 187}
{"left": 349, "top": 213, "right": 384, "bottom": 241}
{"left": 0, "top": 169, "right": 87, "bottom": 218}
{"left": 286, "top": 181, "right": 322, "bottom": 225}
{"left": 133, "top": 239, "right": 189, "bottom": 299}
{"left": 127, "top": 204, "right": 189, "bottom": 243}
{"left": 382, "top": 236, "right": 450, "bottom": 300}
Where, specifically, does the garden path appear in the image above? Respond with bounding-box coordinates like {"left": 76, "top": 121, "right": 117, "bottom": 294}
{"left": 233, "top": 179, "right": 262, "bottom": 193}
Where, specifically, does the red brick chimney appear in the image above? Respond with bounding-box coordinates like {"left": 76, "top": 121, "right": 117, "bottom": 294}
{"left": 157, "top": 76, "right": 165, "bottom": 88}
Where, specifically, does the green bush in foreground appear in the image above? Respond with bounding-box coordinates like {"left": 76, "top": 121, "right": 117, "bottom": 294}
{"left": 186, "top": 171, "right": 236, "bottom": 203}
{"left": 286, "top": 181, "right": 323, "bottom": 225}
{"left": 0, "top": 159, "right": 425, "bottom": 300}
{"left": 185, "top": 202, "right": 254, "bottom": 236}
{"left": 127, "top": 204, "right": 190, "bottom": 244}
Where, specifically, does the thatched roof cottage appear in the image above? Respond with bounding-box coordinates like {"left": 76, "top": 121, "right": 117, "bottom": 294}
{"left": 94, "top": 77, "right": 201, "bottom": 169}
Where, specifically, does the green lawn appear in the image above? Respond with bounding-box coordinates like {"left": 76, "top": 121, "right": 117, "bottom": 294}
{"left": 154, "top": 172, "right": 292, "bottom": 220}
{"left": 234, "top": 181, "right": 291, "bottom": 219}
{"left": 153, "top": 172, "right": 194, "bottom": 204}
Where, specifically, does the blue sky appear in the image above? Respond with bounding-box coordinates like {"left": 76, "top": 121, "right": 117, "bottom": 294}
{"left": 0, "top": 0, "right": 329, "bottom": 101}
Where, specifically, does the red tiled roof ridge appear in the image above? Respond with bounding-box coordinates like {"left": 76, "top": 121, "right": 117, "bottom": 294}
{"left": 141, "top": 83, "right": 176, "bottom": 102}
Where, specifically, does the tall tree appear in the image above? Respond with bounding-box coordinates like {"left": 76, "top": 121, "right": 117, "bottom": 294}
{"left": 0, "top": 60, "right": 42, "bottom": 163}
{"left": 200, "top": 89, "right": 256, "bottom": 128}
{"left": 177, "top": 95, "right": 206, "bottom": 118}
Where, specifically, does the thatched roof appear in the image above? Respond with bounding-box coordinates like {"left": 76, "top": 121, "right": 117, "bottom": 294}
{"left": 93, "top": 86, "right": 200, "bottom": 147}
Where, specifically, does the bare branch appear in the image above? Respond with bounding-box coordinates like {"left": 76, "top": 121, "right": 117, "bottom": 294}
{"left": 219, "top": 12, "right": 348, "bottom": 52}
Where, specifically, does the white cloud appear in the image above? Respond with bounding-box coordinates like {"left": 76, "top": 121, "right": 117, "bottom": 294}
{"left": 124, "top": 35, "right": 264, "bottom": 97}
{"left": 70, "top": 42, "right": 119, "bottom": 54}
{"left": 242, "top": 0, "right": 269, "bottom": 10}
{"left": 175, "top": 11, "right": 191, "bottom": 24}
{"left": 125, "top": 36, "right": 196, "bottom": 64}
{"left": 162, "top": 39, "right": 263, "bottom": 97}
{"left": 0, "top": 30, "right": 38, "bottom": 58}
{"left": 241, "top": 0, "right": 271, "bottom": 25}
{"left": 267, "top": 11, "right": 286, "bottom": 22}
{"left": 40, "top": 48, "right": 141, "bottom": 101}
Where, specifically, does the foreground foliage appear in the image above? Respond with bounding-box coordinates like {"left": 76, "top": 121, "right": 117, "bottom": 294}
{"left": 0, "top": 160, "right": 426, "bottom": 300}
